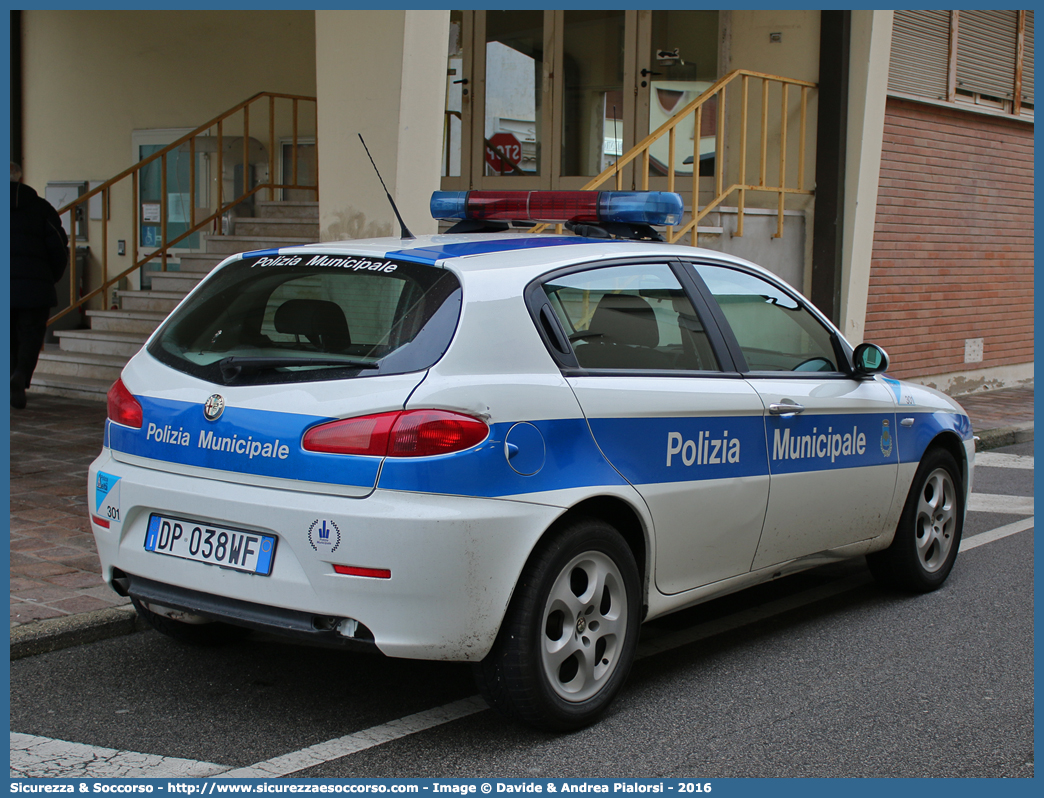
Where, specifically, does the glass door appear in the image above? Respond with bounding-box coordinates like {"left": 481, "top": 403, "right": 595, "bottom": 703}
{"left": 637, "top": 11, "right": 721, "bottom": 187}
{"left": 556, "top": 9, "right": 629, "bottom": 186}
{"left": 441, "top": 11, "right": 720, "bottom": 194}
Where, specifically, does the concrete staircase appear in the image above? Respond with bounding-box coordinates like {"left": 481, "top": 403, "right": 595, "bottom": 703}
{"left": 32, "top": 200, "right": 320, "bottom": 402}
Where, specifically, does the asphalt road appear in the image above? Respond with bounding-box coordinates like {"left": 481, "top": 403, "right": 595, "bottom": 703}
{"left": 10, "top": 442, "right": 1034, "bottom": 779}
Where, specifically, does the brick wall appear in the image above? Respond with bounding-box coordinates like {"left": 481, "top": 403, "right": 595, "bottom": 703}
{"left": 863, "top": 98, "right": 1033, "bottom": 380}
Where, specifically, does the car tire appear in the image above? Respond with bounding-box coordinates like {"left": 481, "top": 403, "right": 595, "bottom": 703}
{"left": 867, "top": 448, "right": 964, "bottom": 593}
{"left": 130, "top": 596, "right": 248, "bottom": 646}
{"left": 474, "top": 517, "right": 641, "bottom": 731}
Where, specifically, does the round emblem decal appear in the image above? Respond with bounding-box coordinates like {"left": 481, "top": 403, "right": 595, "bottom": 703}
{"left": 308, "top": 519, "right": 342, "bottom": 553}
{"left": 203, "top": 394, "right": 225, "bottom": 422}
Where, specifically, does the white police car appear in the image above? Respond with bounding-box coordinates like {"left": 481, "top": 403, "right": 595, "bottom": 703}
{"left": 90, "top": 190, "right": 974, "bottom": 731}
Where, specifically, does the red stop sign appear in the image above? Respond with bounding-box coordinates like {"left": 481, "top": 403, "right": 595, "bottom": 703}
{"left": 485, "top": 133, "right": 522, "bottom": 173}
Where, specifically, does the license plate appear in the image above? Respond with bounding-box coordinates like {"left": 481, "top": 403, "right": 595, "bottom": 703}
{"left": 145, "top": 514, "right": 277, "bottom": 575}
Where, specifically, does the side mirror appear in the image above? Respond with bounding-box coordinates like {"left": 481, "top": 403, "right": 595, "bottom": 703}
{"left": 852, "top": 342, "right": 890, "bottom": 376}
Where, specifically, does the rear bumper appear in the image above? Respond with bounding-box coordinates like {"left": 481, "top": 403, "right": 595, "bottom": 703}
{"left": 119, "top": 573, "right": 380, "bottom": 652}
{"left": 90, "top": 449, "right": 564, "bottom": 661}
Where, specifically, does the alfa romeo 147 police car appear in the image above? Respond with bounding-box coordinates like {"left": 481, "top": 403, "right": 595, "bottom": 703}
{"left": 90, "top": 190, "right": 974, "bottom": 730}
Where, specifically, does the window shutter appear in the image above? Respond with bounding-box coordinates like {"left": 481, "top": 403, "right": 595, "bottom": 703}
{"left": 888, "top": 10, "right": 951, "bottom": 100}
{"left": 956, "top": 11, "right": 1019, "bottom": 100}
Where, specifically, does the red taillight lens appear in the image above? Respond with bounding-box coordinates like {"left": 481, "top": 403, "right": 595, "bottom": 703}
{"left": 302, "top": 410, "right": 488, "bottom": 458}
{"left": 107, "top": 379, "right": 142, "bottom": 429}
{"left": 301, "top": 412, "right": 399, "bottom": 456}
{"left": 388, "top": 410, "right": 488, "bottom": 456}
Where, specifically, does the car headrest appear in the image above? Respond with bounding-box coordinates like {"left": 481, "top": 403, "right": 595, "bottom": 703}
{"left": 587, "top": 293, "right": 658, "bottom": 348}
{"left": 273, "top": 299, "right": 352, "bottom": 351}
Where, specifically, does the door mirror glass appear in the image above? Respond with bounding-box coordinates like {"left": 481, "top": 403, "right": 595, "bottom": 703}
{"left": 853, "top": 342, "right": 890, "bottom": 375}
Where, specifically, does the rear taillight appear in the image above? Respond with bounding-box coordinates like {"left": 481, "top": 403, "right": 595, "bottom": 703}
{"left": 107, "top": 379, "right": 143, "bottom": 429}
{"left": 302, "top": 410, "right": 488, "bottom": 457}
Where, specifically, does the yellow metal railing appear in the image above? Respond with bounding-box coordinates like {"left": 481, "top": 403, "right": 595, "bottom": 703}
{"left": 539, "top": 69, "right": 816, "bottom": 244}
{"left": 50, "top": 92, "right": 318, "bottom": 327}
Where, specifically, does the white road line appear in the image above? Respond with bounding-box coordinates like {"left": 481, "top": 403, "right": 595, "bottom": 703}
{"left": 10, "top": 517, "right": 1033, "bottom": 779}
{"left": 221, "top": 696, "right": 487, "bottom": 778}
{"left": 968, "top": 493, "right": 1033, "bottom": 515}
{"left": 960, "top": 517, "right": 1034, "bottom": 552}
{"left": 9, "top": 732, "right": 227, "bottom": 778}
{"left": 975, "top": 452, "right": 1034, "bottom": 470}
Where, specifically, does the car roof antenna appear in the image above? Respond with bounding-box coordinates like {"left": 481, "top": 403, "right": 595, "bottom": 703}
{"left": 358, "top": 133, "right": 415, "bottom": 240}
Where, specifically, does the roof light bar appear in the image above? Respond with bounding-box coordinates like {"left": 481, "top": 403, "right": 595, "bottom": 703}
{"left": 431, "top": 191, "right": 684, "bottom": 227}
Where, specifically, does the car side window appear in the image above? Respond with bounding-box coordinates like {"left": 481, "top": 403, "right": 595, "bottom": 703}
{"left": 693, "top": 264, "right": 839, "bottom": 373}
{"left": 543, "top": 263, "right": 720, "bottom": 371}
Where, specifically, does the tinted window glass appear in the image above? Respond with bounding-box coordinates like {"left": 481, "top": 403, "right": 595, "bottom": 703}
{"left": 148, "top": 253, "right": 461, "bottom": 386}
{"left": 543, "top": 263, "right": 719, "bottom": 371}
{"left": 694, "top": 264, "right": 838, "bottom": 372}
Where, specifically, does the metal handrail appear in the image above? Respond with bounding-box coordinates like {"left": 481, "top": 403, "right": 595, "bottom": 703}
{"left": 49, "top": 91, "right": 318, "bottom": 327}
{"left": 535, "top": 69, "right": 816, "bottom": 244}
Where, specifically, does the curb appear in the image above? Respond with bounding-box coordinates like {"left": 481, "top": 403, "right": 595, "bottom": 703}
{"left": 10, "top": 605, "right": 146, "bottom": 660}
{"left": 976, "top": 423, "right": 1034, "bottom": 451}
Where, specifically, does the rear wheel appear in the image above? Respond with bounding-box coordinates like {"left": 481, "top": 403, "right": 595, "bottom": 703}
{"left": 867, "top": 448, "right": 964, "bottom": 592}
{"left": 131, "top": 596, "right": 248, "bottom": 646}
{"left": 475, "top": 517, "right": 640, "bottom": 731}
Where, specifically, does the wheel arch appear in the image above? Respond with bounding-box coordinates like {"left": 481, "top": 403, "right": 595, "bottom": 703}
{"left": 924, "top": 429, "right": 969, "bottom": 488}
{"left": 544, "top": 495, "right": 650, "bottom": 618}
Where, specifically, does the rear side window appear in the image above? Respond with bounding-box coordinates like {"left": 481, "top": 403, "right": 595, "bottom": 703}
{"left": 148, "top": 253, "right": 461, "bottom": 385}
{"left": 542, "top": 263, "right": 720, "bottom": 372}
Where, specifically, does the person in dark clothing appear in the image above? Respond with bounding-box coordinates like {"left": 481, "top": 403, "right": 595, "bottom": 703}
{"left": 10, "top": 161, "right": 69, "bottom": 409}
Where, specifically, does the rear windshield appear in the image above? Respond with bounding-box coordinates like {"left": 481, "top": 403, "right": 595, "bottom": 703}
{"left": 147, "top": 253, "right": 462, "bottom": 386}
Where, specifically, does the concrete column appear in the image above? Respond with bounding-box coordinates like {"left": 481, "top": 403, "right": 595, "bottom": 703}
{"left": 314, "top": 10, "right": 450, "bottom": 241}
{"left": 838, "top": 10, "right": 893, "bottom": 344}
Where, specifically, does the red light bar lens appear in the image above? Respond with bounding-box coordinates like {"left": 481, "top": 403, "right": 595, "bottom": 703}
{"left": 107, "top": 379, "right": 143, "bottom": 429}
{"left": 465, "top": 191, "right": 600, "bottom": 223}
{"left": 333, "top": 564, "right": 391, "bottom": 579}
{"left": 303, "top": 410, "right": 488, "bottom": 457}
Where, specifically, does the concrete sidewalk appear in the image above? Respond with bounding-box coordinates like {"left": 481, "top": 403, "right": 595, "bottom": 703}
{"left": 8, "top": 384, "right": 1034, "bottom": 655}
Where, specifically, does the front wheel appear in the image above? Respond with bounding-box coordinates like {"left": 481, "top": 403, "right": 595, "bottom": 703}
{"left": 867, "top": 448, "right": 964, "bottom": 592}
{"left": 474, "top": 517, "right": 641, "bottom": 731}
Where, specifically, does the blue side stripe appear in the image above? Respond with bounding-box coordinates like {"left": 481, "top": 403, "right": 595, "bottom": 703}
{"left": 105, "top": 396, "right": 972, "bottom": 498}
{"left": 384, "top": 236, "right": 600, "bottom": 265}
{"left": 377, "top": 418, "right": 627, "bottom": 498}
{"left": 897, "top": 412, "right": 973, "bottom": 465}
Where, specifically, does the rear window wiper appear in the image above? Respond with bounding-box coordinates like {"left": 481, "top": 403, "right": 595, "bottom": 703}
{"left": 218, "top": 355, "right": 379, "bottom": 383}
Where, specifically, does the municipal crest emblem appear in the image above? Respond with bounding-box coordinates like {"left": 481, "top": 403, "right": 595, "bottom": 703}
{"left": 880, "top": 419, "right": 893, "bottom": 458}
{"left": 308, "top": 519, "right": 341, "bottom": 552}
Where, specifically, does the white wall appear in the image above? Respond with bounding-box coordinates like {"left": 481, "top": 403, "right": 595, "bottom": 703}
{"left": 314, "top": 10, "right": 450, "bottom": 241}
{"left": 839, "top": 10, "right": 893, "bottom": 344}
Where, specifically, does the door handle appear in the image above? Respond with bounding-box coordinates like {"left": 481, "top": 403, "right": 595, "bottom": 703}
{"left": 640, "top": 68, "right": 663, "bottom": 77}
{"left": 452, "top": 78, "right": 469, "bottom": 85}
{"left": 769, "top": 401, "right": 805, "bottom": 416}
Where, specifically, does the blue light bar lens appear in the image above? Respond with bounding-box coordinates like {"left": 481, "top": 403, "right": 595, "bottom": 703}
{"left": 430, "top": 191, "right": 469, "bottom": 220}
{"left": 599, "top": 192, "right": 684, "bottom": 226}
